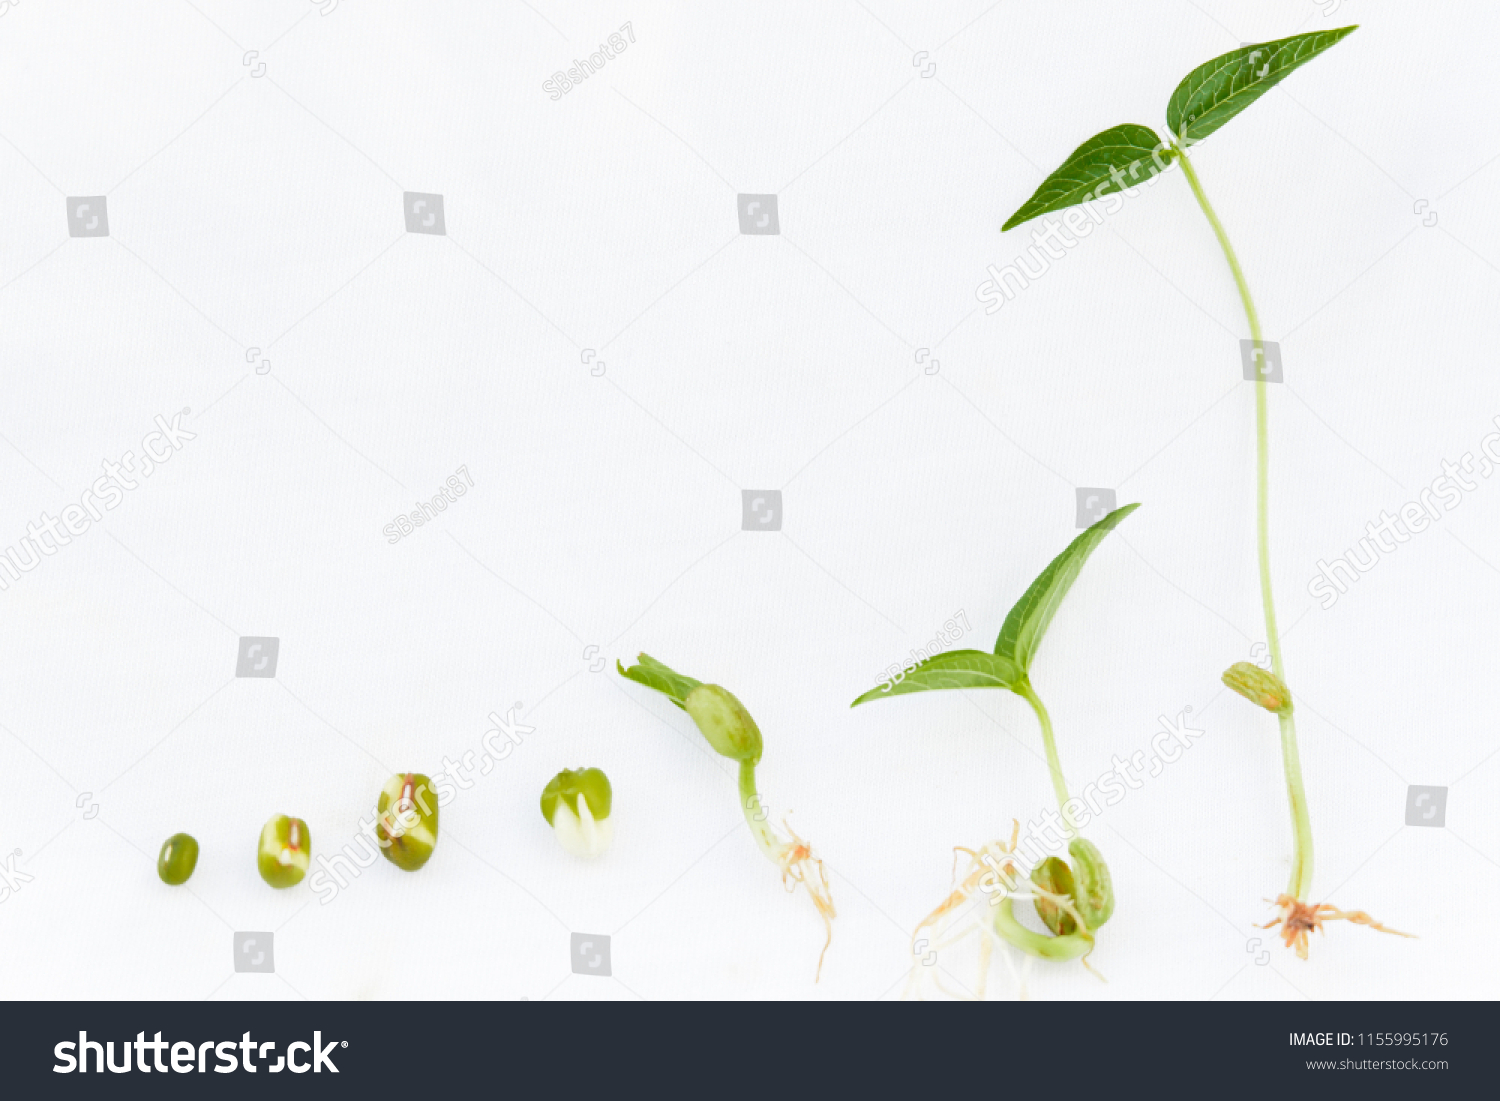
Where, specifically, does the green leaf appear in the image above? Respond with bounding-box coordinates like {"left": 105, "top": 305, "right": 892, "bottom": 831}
{"left": 994, "top": 503, "right": 1139, "bottom": 673}
{"left": 1166, "top": 26, "right": 1358, "bottom": 145}
{"left": 1002, "top": 124, "right": 1172, "bottom": 232}
{"left": 617, "top": 653, "right": 702, "bottom": 709}
{"left": 849, "top": 649, "right": 1022, "bottom": 707}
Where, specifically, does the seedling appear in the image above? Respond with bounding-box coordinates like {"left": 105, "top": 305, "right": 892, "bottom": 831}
{"left": 619, "top": 656, "right": 836, "bottom": 980}
{"left": 1003, "top": 27, "right": 1408, "bottom": 955}
{"left": 377, "top": 772, "right": 439, "bottom": 871}
{"left": 541, "top": 767, "right": 614, "bottom": 858}
{"left": 852, "top": 504, "right": 1136, "bottom": 994}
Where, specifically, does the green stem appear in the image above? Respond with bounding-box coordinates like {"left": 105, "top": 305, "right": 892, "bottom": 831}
{"left": 1175, "top": 142, "right": 1313, "bottom": 900}
{"left": 1000, "top": 682, "right": 1111, "bottom": 961}
{"left": 1014, "top": 678, "right": 1072, "bottom": 826}
{"left": 993, "top": 897, "right": 1094, "bottom": 961}
{"left": 738, "top": 760, "right": 784, "bottom": 864}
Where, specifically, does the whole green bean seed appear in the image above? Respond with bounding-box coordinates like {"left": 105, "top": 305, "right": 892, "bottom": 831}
{"left": 157, "top": 832, "right": 199, "bottom": 886}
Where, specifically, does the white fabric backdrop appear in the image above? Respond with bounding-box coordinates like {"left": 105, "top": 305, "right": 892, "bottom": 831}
{"left": 0, "top": 0, "right": 1495, "bottom": 1000}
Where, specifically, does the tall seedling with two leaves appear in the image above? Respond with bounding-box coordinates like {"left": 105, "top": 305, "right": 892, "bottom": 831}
{"left": 852, "top": 504, "right": 1137, "bottom": 995}
{"left": 1003, "top": 27, "right": 1409, "bottom": 957}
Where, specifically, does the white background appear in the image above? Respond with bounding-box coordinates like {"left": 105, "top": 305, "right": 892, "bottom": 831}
{"left": 1, "top": 0, "right": 1496, "bottom": 1001}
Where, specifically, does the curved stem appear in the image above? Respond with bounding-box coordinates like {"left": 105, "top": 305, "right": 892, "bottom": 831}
{"left": 1014, "top": 678, "right": 1072, "bottom": 825}
{"left": 1175, "top": 143, "right": 1314, "bottom": 900}
{"left": 993, "top": 897, "right": 1094, "bottom": 961}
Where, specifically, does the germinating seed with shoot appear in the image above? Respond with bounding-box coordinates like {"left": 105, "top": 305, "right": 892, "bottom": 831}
{"left": 852, "top": 505, "right": 1136, "bottom": 997}
{"left": 541, "top": 767, "right": 613, "bottom": 858}
{"left": 1002, "top": 26, "right": 1409, "bottom": 957}
{"left": 156, "top": 832, "right": 198, "bottom": 886}
{"left": 377, "top": 773, "right": 439, "bottom": 871}
{"left": 257, "top": 814, "right": 310, "bottom": 889}
{"left": 618, "top": 655, "right": 836, "bottom": 980}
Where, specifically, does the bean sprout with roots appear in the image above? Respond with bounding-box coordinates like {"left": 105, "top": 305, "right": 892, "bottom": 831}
{"left": 904, "top": 820, "right": 1103, "bottom": 1000}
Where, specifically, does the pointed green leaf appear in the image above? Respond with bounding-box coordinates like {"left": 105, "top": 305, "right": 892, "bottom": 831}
{"left": 994, "top": 503, "right": 1139, "bottom": 672}
{"left": 617, "top": 653, "right": 702, "bottom": 709}
{"left": 849, "top": 649, "right": 1022, "bottom": 707}
{"left": 1002, "top": 124, "right": 1173, "bottom": 232}
{"left": 1166, "top": 26, "right": 1358, "bottom": 145}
